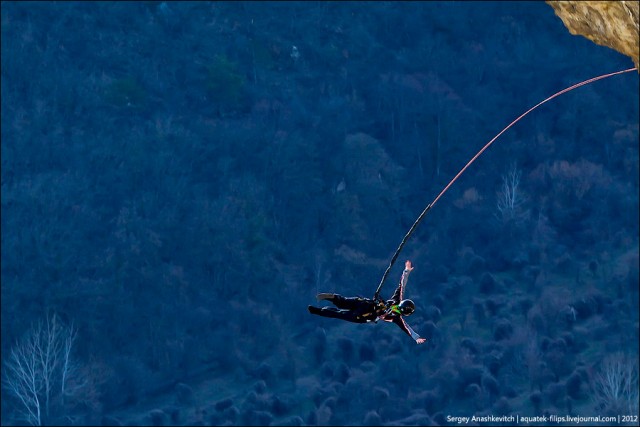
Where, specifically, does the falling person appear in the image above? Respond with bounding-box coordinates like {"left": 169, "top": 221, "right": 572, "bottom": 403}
{"left": 308, "top": 260, "right": 426, "bottom": 344}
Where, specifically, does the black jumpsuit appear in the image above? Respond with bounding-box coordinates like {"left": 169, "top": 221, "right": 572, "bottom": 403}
{"left": 308, "top": 265, "right": 422, "bottom": 341}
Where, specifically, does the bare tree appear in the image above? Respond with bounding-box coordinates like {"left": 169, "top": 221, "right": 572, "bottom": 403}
{"left": 495, "top": 163, "right": 529, "bottom": 225}
{"left": 3, "top": 314, "right": 79, "bottom": 426}
{"left": 591, "top": 352, "right": 639, "bottom": 414}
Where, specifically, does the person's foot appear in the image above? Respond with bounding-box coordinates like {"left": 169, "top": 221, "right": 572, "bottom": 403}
{"left": 316, "top": 293, "right": 335, "bottom": 301}
{"left": 308, "top": 305, "right": 322, "bottom": 315}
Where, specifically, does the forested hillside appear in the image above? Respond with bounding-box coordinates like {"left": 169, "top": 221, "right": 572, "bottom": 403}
{"left": 1, "top": 2, "right": 638, "bottom": 426}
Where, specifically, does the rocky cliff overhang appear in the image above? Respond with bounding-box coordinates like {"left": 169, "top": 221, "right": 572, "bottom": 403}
{"left": 547, "top": 1, "right": 639, "bottom": 71}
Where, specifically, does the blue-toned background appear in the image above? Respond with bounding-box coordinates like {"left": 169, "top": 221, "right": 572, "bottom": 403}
{"left": 2, "top": 1, "right": 638, "bottom": 425}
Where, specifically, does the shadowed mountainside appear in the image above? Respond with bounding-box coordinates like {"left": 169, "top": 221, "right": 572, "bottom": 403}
{"left": 1, "top": 2, "right": 638, "bottom": 426}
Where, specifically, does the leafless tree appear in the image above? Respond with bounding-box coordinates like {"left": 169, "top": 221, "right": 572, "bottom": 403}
{"left": 3, "top": 314, "right": 79, "bottom": 426}
{"left": 495, "top": 163, "right": 529, "bottom": 225}
{"left": 591, "top": 352, "right": 639, "bottom": 414}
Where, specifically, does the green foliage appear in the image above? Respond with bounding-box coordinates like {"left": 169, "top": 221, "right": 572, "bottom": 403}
{"left": 104, "top": 76, "right": 148, "bottom": 109}
{"left": 250, "top": 39, "right": 277, "bottom": 71}
{"left": 206, "top": 55, "right": 247, "bottom": 115}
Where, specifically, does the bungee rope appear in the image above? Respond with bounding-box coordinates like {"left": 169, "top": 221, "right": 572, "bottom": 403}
{"left": 373, "top": 67, "right": 637, "bottom": 301}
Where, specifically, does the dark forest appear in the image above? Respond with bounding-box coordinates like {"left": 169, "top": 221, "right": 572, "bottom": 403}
{"left": 1, "top": 1, "right": 638, "bottom": 426}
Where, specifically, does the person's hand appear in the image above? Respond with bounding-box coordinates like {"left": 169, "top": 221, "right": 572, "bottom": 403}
{"left": 416, "top": 338, "right": 426, "bottom": 344}
{"left": 405, "top": 260, "right": 414, "bottom": 271}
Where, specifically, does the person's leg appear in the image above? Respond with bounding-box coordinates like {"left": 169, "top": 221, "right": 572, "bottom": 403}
{"left": 316, "top": 294, "right": 372, "bottom": 309}
{"left": 332, "top": 295, "right": 373, "bottom": 311}
{"left": 308, "top": 306, "right": 362, "bottom": 323}
{"left": 316, "top": 293, "right": 336, "bottom": 301}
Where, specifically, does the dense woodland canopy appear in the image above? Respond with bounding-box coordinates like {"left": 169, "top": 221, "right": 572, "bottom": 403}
{"left": 1, "top": 1, "right": 638, "bottom": 426}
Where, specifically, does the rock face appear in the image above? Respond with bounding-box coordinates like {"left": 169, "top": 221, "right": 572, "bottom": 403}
{"left": 547, "top": 1, "right": 639, "bottom": 71}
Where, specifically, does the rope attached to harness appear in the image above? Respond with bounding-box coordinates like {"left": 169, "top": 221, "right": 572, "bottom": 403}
{"left": 373, "top": 67, "right": 637, "bottom": 300}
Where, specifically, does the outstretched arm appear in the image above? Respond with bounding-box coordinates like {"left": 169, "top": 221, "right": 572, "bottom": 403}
{"left": 390, "top": 261, "right": 426, "bottom": 344}
{"left": 392, "top": 317, "right": 426, "bottom": 344}
{"left": 390, "top": 260, "right": 414, "bottom": 303}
